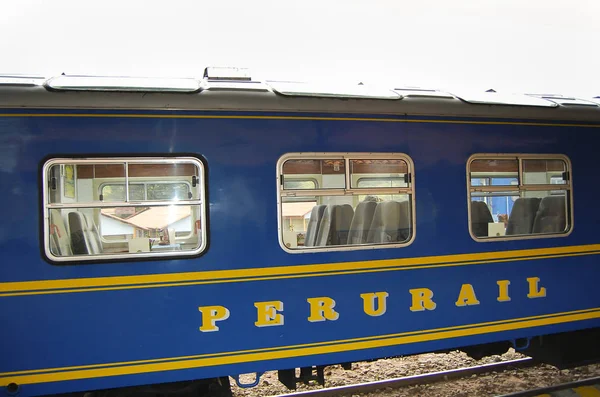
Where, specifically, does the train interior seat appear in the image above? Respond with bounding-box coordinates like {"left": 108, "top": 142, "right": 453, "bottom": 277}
{"left": 532, "top": 196, "right": 567, "bottom": 234}
{"left": 346, "top": 200, "right": 378, "bottom": 245}
{"left": 304, "top": 205, "right": 327, "bottom": 247}
{"left": 49, "top": 231, "right": 59, "bottom": 255}
{"left": 68, "top": 212, "right": 91, "bottom": 255}
{"left": 315, "top": 204, "right": 354, "bottom": 246}
{"left": 367, "top": 200, "right": 411, "bottom": 244}
{"left": 49, "top": 209, "right": 73, "bottom": 256}
{"left": 506, "top": 197, "right": 541, "bottom": 235}
{"left": 68, "top": 211, "right": 104, "bottom": 255}
{"left": 470, "top": 201, "right": 494, "bottom": 237}
{"left": 84, "top": 213, "right": 103, "bottom": 254}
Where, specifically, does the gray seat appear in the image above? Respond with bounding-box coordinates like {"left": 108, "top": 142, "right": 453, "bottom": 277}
{"left": 84, "top": 213, "right": 103, "bottom": 254}
{"left": 315, "top": 204, "right": 354, "bottom": 246}
{"left": 532, "top": 196, "right": 567, "bottom": 234}
{"left": 367, "top": 201, "right": 411, "bottom": 244}
{"left": 470, "top": 201, "right": 493, "bottom": 237}
{"left": 304, "top": 205, "right": 327, "bottom": 247}
{"left": 68, "top": 212, "right": 92, "bottom": 255}
{"left": 49, "top": 209, "right": 72, "bottom": 256}
{"left": 347, "top": 200, "right": 378, "bottom": 245}
{"left": 506, "top": 198, "right": 541, "bottom": 235}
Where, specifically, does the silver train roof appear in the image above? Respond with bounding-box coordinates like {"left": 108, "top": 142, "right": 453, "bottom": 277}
{"left": 1, "top": 67, "right": 599, "bottom": 122}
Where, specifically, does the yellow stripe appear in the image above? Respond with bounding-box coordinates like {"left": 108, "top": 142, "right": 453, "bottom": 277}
{"left": 1, "top": 250, "right": 595, "bottom": 297}
{"left": 1, "top": 244, "right": 599, "bottom": 297}
{"left": 574, "top": 386, "right": 600, "bottom": 397}
{"left": 8, "top": 308, "right": 594, "bottom": 377}
{"left": 1, "top": 308, "right": 598, "bottom": 385}
{"left": 0, "top": 113, "right": 599, "bottom": 128}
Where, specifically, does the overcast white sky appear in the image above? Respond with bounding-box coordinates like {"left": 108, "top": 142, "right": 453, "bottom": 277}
{"left": 1, "top": 0, "right": 599, "bottom": 98}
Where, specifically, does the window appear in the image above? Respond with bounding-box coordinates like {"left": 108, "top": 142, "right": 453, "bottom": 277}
{"left": 356, "top": 177, "right": 407, "bottom": 202}
{"left": 100, "top": 182, "right": 191, "bottom": 202}
{"left": 282, "top": 179, "right": 318, "bottom": 190}
{"left": 42, "top": 157, "right": 206, "bottom": 262}
{"left": 467, "top": 154, "right": 572, "bottom": 241}
{"left": 277, "top": 153, "right": 415, "bottom": 252}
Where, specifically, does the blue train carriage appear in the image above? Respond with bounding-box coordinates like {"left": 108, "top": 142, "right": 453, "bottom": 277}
{"left": 0, "top": 69, "right": 599, "bottom": 397}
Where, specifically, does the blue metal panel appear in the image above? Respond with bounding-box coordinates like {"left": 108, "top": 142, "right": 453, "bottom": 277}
{"left": 0, "top": 109, "right": 599, "bottom": 396}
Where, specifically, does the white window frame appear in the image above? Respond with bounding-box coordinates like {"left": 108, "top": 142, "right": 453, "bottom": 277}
{"left": 277, "top": 152, "right": 416, "bottom": 253}
{"left": 42, "top": 157, "right": 207, "bottom": 262}
{"left": 466, "top": 153, "right": 573, "bottom": 242}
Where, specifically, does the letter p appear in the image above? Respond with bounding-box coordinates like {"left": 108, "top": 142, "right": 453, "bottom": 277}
{"left": 198, "top": 305, "right": 230, "bottom": 332}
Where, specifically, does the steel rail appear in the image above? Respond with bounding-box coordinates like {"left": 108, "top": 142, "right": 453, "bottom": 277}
{"left": 496, "top": 375, "right": 600, "bottom": 397}
{"left": 269, "top": 357, "right": 535, "bottom": 397}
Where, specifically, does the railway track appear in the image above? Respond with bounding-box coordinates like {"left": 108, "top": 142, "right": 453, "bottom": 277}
{"left": 497, "top": 376, "right": 600, "bottom": 396}
{"left": 269, "top": 357, "right": 535, "bottom": 397}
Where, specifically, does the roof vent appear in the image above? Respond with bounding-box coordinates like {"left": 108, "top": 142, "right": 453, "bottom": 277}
{"left": 203, "top": 67, "right": 251, "bottom": 81}
{"left": 45, "top": 75, "right": 201, "bottom": 92}
{"left": 393, "top": 87, "right": 455, "bottom": 99}
{"left": 267, "top": 81, "right": 400, "bottom": 100}
{"left": 0, "top": 75, "right": 46, "bottom": 86}
{"left": 453, "top": 90, "right": 557, "bottom": 107}
{"left": 527, "top": 94, "right": 599, "bottom": 107}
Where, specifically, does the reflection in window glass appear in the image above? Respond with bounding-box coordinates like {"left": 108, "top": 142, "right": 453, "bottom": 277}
{"left": 469, "top": 159, "right": 518, "bottom": 184}
{"left": 468, "top": 155, "right": 571, "bottom": 240}
{"left": 282, "top": 159, "right": 345, "bottom": 189}
{"left": 283, "top": 179, "right": 317, "bottom": 190}
{"left": 101, "top": 184, "right": 145, "bottom": 201}
{"left": 282, "top": 194, "right": 411, "bottom": 248}
{"left": 357, "top": 177, "right": 405, "bottom": 188}
{"left": 43, "top": 158, "right": 205, "bottom": 262}
{"left": 522, "top": 159, "right": 567, "bottom": 185}
{"left": 102, "top": 182, "right": 191, "bottom": 201}
{"left": 350, "top": 159, "right": 408, "bottom": 188}
{"left": 147, "top": 183, "right": 190, "bottom": 200}
{"left": 129, "top": 185, "right": 146, "bottom": 200}
{"left": 470, "top": 177, "right": 518, "bottom": 186}
{"left": 279, "top": 154, "right": 414, "bottom": 251}
{"left": 357, "top": 178, "right": 407, "bottom": 202}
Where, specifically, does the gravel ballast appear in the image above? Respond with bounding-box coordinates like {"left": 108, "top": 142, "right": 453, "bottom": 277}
{"left": 229, "top": 349, "right": 600, "bottom": 397}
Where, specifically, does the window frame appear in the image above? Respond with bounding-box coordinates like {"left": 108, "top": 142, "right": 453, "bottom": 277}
{"left": 277, "top": 152, "right": 416, "bottom": 253}
{"left": 466, "top": 153, "right": 573, "bottom": 242}
{"left": 42, "top": 156, "right": 207, "bottom": 263}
